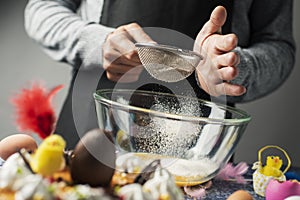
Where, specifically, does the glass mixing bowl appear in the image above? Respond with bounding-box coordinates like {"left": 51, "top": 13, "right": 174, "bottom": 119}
{"left": 94, "top": 89, "right": 251, "bottom": 186}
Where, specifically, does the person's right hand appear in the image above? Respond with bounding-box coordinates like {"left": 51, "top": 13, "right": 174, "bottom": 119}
{"left": 102, "top": 23, "right": 154, "bottom": 83}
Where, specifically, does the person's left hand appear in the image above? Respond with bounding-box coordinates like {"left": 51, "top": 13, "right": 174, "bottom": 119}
{"left": 194, "top": 6, "right": 246, "bottom": 97}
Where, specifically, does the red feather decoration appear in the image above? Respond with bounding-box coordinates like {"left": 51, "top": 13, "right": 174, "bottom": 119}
{"left": 11, "top": 83, "right": 63, "bottom": 139}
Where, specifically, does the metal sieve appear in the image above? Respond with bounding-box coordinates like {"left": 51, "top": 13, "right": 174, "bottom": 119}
{"left": 135, "top": 43, "right": 203, "bottom": 82}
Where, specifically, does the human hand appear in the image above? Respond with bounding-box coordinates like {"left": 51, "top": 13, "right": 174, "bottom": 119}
{"left": 102, "top": 23, "right": 154, "bottom": 83}
{"left": 194, "top": 6, "right": 246, "bottom": 97}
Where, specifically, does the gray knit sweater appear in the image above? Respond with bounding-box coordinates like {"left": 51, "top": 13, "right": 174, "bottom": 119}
{"left": 24, "top": 0, "right": 295, "bottom": 103}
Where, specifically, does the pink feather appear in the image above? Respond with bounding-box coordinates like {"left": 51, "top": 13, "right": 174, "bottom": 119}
{"left": 215, "top": 162, "right": 249, "bottom": 184}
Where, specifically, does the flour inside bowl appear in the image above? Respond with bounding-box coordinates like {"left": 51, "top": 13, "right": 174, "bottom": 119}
{"left": 116, "top": 152, "right": 219, "bottom": 186}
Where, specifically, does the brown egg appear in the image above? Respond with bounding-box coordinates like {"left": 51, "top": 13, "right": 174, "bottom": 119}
{"left": 0, "top": 134, "right": 38, "bottom": 160}
{"left": 70, "top": 129, "right": 116, "bottom": 187}
{"left": 227, "top": 190, "right": 253, "bottom": 200}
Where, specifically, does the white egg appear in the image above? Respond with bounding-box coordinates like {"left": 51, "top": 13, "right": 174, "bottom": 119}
{"left": 0, "top": 134, "right": 37, "bottom": 160}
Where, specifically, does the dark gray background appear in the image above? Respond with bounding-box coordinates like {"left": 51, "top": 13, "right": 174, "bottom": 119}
{"left": 0, "top": 0, "right": 299, "bottom": 167}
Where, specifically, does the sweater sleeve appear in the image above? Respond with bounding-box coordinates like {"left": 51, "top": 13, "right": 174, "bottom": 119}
{"left": 24, "top": 0, "right": 114, "bottom": 69}
{"left": 227, "top": 0, "right": 296, "bottom": 103}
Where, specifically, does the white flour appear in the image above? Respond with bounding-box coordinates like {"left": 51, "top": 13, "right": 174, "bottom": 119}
{"left": 161, "top": 157, "right": 219, "bottom": 178}
{"left": 116, "top": 153, "right": 219, "bottom": 183}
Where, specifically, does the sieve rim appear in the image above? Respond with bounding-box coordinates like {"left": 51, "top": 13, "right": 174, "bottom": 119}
{"left": 135, "top": 42, "right": 203, "bottom": 60}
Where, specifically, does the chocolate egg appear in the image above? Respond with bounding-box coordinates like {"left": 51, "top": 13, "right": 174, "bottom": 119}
{"left": 70, "top": 129, "right": 116, "bottom": 187}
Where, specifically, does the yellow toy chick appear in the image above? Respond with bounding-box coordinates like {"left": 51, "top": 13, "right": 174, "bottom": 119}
{"left": 30, "top": 134, "right": 66, "bottom": 176}
{"left": 260, "top": 156, "right": 283, "bottom": 177}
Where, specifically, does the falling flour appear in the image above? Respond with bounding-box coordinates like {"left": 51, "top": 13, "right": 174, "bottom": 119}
{"left": 116, "top": 94, "right": 203, "bottom": 157}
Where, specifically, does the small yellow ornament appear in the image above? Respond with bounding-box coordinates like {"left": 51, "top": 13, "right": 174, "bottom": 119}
{"left": 260, "top": 156, "right": 283, "bottom": 177}
{"left": 30, "top": 134, "right": 66, "bottom": 176}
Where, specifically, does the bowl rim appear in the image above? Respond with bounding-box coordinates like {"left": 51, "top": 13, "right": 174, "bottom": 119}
{"left": 93, "top": 89, "right": 251, "bottom": 125}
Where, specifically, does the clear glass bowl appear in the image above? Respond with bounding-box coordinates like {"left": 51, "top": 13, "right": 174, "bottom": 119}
{"left": 94, "top": 89, "right": 251, "bottom": 186}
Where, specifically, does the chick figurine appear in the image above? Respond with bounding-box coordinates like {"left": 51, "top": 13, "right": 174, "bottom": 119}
{"left": 260, "top": 156, "right": 283, "bottom": 177}
{"left": 30, "top": 134, "right": 66, "bottom": 176}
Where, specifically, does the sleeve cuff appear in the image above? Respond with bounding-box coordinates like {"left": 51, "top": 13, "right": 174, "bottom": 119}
{"left": 78, "top": 24, "right": 115, "bottom": 69}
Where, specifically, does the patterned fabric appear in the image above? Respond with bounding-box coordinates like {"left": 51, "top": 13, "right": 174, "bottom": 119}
{"left": 185, "top": 168, "right": 264, "bottom": 200}
{"left": 187, "top": 180, "right": 264, "bottom": 200}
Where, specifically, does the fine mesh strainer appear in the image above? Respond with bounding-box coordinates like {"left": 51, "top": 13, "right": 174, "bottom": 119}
{"left": 135, "top": 43, "right": 203, "bottom": 82}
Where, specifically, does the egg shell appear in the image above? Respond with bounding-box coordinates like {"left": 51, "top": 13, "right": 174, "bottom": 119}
{"left": 227, "top": 190, "right": 253, "bottom": 200}
{"left": 266, "top": 179, "right": 300, "bottom": 200}
{"left": 70, "top": 129, "right": 116, "bottom": 187}
{"left": 0, "top": 134, "right": 37, "bottom": 160}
